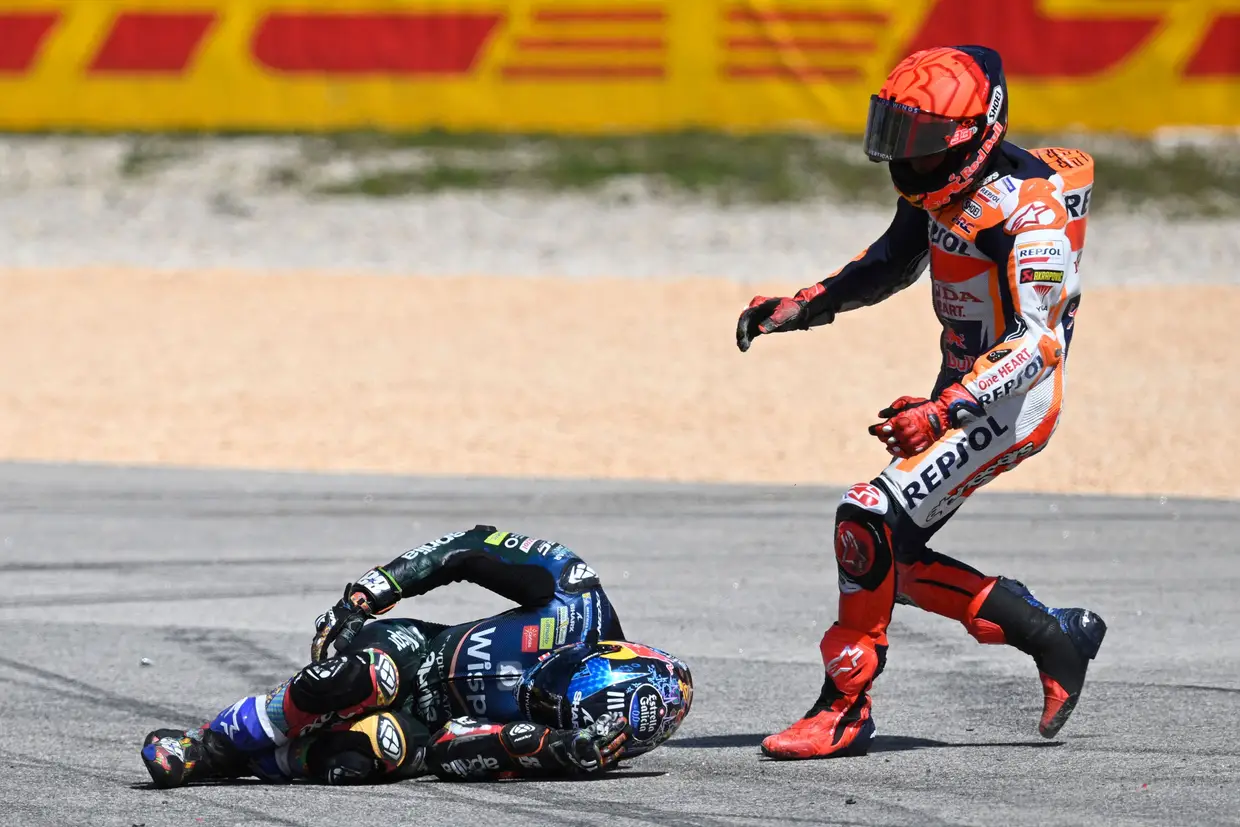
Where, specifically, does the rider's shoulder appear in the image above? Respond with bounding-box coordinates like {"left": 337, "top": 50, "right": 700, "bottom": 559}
{"left": 994, "top": 146, "right": 1094, "bottom": 234}
{"left": 952, "top": 144, "right": 1094, "bottom": 240}
{"left": 462, "top": 526, "right": 585, "bottom": 566}
{"left": 1026, "top": 145, "right": 1096, "bottom": 186}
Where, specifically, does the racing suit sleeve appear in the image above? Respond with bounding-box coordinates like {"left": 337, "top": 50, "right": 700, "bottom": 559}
{"left": 800, "top": 197, "right": 931, "bottom": 326}
{"left": 425, "top": 717, "right": 627, "bottom": 781}
{"left": 346, "top": 525, "right": 599, "bottom": 616}
{"left": 962, "top": 219, "right": 1070, "bottom": 409}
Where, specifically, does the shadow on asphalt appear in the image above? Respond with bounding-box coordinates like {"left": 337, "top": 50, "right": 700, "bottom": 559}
{"left": 667, "top": 733, "right": 1066, "bottom": 753}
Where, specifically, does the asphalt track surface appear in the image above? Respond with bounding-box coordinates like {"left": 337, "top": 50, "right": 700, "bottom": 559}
{"left": 1, "top": 462, "right": 1238, "bottom": 827}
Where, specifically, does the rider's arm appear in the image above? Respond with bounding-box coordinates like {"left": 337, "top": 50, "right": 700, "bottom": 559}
{"left": 801, "top": 197, "right": 931, "bottom": 326}
{"left": 961, "top": 218, "right": 1070, "bottom": 409}
{"left": 347, "top": 525, "right": 597, "bottom": 616}
{"left": 425, "top": 717, "right": 627, "bottom": 781}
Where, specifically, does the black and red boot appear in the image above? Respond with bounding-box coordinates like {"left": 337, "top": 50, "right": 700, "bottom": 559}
{"left": 965, "top": 576, "right": 1107, "bottom": 738}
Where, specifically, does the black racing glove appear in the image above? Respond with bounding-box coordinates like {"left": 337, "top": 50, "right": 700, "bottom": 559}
{"left": 736, "top": 282, "right": 833, "bottom": 353}
{"left": 552, "top": 713, "right": 632, "bottom": 774}
{"left": 310, "top": 568, "right": 401, "bottom": 662}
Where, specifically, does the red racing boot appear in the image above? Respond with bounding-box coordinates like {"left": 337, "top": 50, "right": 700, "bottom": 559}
{"left": 761, "top": 624, "right": 883, "bottom": 760}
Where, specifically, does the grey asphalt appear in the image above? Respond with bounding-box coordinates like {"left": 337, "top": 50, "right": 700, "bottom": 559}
{"left": 0, "top": 461, "right": 1237, "bottom": 827}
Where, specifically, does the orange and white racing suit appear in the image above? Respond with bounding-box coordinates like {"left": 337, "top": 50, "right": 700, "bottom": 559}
{"left": 883, "top": 143, "right": 1090, "bottom": 529}
{"left": 807, "top": 142, "right": 1093, "bottom": 645}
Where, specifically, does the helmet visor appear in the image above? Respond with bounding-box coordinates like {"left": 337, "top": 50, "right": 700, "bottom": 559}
{"left": 863, "top": 95, "right": 976, "bottom": 162}
{"left": 517, "top": 643, "right": 593, "bottom": 728}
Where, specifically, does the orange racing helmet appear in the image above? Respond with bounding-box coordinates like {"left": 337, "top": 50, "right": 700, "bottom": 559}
{"left": 863, "top": 45, "right": 1009, "bottom": 211}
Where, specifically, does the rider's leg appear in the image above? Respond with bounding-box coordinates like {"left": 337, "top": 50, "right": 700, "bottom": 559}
{"left": 141, "top": 648, "right": 400, "bottom": 788}
{"left": 761, "top": 478, "right": 900, "bottom": 759}
{"left": 216, "top": 646, "right": 401, "bottom": 749}
{"left": 141, "top": 618, "right": 438, "bottom": 788}
{"left": 763, "top": 379, "right": 1105, "bottom": 758}
{"left": 883, "top": 376, "right": 1107, "bottom": 738}
{"left": 248, "top": 709, "right": 431, "bottom": 785}
{"left": 208, "top": 617, "right": 442, "bottom": 756}
{"left": 896, "top": 549, "right": 1107, "bottom": 737}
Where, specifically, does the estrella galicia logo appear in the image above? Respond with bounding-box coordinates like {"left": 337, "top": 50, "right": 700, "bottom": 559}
{"left": 628, "top": 684, "right": 667, "bottom": 742}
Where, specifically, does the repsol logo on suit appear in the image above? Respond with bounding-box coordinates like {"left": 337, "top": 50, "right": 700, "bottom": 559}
{"left": 975, "top": 354, "right": 1045, "bottom": 406}
{"left": 901, "top": 415, "right": 1011, "bottom": 510}
{"left": 929, "top": 222, "right": 972, "bottom": 255}
{"left": 1065, "top": 187, "right": 1092, "bottom": 220}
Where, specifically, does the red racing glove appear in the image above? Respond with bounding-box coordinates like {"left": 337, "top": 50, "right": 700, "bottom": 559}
{"left": 736, "top": 283, "right": 831, "bottom": 353}
{"left": 868, "top": 383, "right": 984, "bottom": 458}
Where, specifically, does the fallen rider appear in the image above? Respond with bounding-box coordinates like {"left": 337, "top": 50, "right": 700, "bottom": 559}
{"left": 141, "top": 525, "right": 693, "bottom": 785}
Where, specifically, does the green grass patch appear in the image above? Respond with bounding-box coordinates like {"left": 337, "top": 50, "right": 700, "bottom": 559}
{"left": 294, "top": 129, "right": 1240, "bottom": 214}
{"left": 315, "top": 163, "right": 517, "bottom": 196}
{"left": 117, "top": 135, "right": 200, "bottom": 179}
{"left": 300, "top": 131, "right": 894, "bottom": 205}
{"left": 1091, "top": 145, "right": 1240, "bottom": 217}
{"left": 81, "top": 128, "right": 1240, "bottom": 215}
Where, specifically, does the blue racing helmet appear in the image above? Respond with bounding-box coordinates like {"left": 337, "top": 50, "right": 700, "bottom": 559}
{"left": 516, "top": 640, "right": 693, "bottom": 758}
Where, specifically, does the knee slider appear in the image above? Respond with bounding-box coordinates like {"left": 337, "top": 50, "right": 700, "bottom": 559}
{"left": 305, "top": 710, "right": 428, "bottom": 784}
{"left": 349, "top": 710, "right": 425, "bottom": 774}
{"left": 834, "top": 485, "right": 894, "bottom": 593}
{"left": 289, "top": 648, "right": 400, "bottom": 716}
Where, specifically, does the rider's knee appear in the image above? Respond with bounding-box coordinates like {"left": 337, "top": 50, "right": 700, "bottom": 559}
{"left": 289, "top": 648, "right": 400, "bottom": 718}
{"left": 833, "top": 482, "right": 896, "bottom": 591}
{"left": 304, "top": 710, "right": 429, "bottom": 785}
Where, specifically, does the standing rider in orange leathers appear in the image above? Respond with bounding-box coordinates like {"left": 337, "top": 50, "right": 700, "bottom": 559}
{"left": 736, "top": 44, "right": 1107, "bottom": 760}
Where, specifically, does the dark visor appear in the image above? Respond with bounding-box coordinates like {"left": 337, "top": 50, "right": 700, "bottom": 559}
{"left": 517, "top": 644, "right": 592, "bottom": 728}
{"left": 863, "top": 96, "right": 975, "bottom": 162}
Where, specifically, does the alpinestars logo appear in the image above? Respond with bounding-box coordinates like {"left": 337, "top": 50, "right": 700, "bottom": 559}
{"left": 1006, "top": 201, "right": 1060, "bottom": 234}
{"left": 217, "top": 700, "right": 245, "bottom": 740}
{"left": 826, "top": 646, "right": 865, "bottom": 678}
